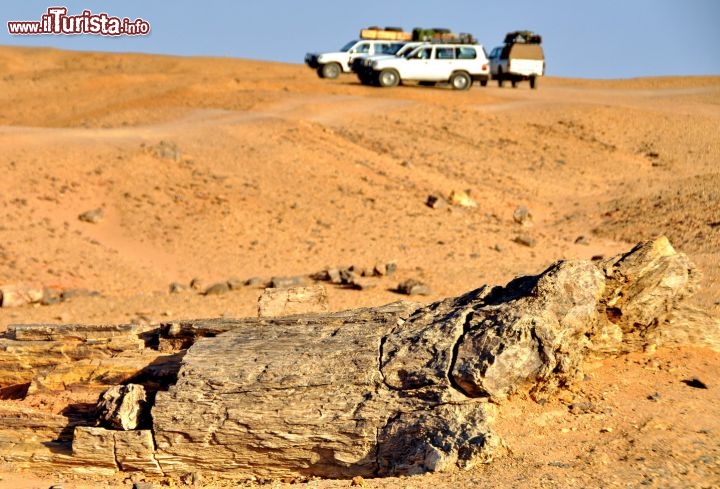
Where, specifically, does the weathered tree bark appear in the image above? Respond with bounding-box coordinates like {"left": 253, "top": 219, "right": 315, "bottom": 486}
{"left": 257, "top": 284, "right": 330, "bottom": 317}
{"left": 151, "top": 236, "right": 704, "bottom": 480}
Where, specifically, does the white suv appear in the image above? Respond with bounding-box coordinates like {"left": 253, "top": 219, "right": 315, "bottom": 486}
{"left": 368, "top": 44, "right": 490, "bottom": 90}
{"left": 305, "top": 39, "right": 407, "bottom": 79}
{"left": 352, "top": 42, "right": 423, "bottom": 85}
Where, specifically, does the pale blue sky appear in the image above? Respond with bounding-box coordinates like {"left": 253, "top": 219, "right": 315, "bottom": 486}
{"left": 2, "top": 0, "right": 719, "bottom": 79}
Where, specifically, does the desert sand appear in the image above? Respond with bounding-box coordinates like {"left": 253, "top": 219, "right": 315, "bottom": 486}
{"left": 0, "top": 46, "right": 718, "bottom": 487}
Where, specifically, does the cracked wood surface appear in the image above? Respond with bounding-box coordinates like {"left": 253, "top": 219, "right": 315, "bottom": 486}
{"left": 151, "top": 237, "right": 705, "bottom": 479}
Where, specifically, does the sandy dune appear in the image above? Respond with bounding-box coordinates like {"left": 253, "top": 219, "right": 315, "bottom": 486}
{"left": 0, "top": 46, "right": 718, "bottom": 487}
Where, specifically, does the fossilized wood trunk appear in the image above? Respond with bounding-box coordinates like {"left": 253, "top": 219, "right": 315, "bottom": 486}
{"left": 0, "top": 236, "right": 714, "bottom": 480}
{"left": 152, "top": 301, "right": 502, "bottom": 479}
{"left": 151, "top": 237, "right": 704, "bottom": 480}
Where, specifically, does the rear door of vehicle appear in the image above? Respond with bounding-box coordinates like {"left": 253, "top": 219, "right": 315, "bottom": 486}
{"left": 507, "top": 44, "right": 545, "bottom": 76}
{"left": 430, "top": 46, "right": 456, "bottom": 80}
{"left": 455, "top": 46, "right": 485, "bottom": 76}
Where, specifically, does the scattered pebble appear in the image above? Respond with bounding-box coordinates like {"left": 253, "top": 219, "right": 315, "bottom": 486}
{"left": 77, "top": 208, "right": 105, "bottom": 224}
{"left": 514, "top": 234, "right": 537, "bottom": 247}
{"left": 396, "top": 279, "right": 431, "bottom": 296}
{"left": 513, "top": 206, "right": 532, "bottom": 225}
{"left": 426, "top": 194, "right": 446, "bottom": 209}
{"left": 204, "top": 282, "right": 230, "bottom": 296}
{"left": 169, "top": 282, "right": 187, "bottom": 294}
{"left": 270, "top": 276, "right": 306, "bottom": 289}
{"left": 569, "top": 402, "right": 597, "bottom": 415}
{"left": 448, "top": 189, "right": 477, "bottom": 208}
{"left": 574, "top": 235, "right": 589, "bottom": 245}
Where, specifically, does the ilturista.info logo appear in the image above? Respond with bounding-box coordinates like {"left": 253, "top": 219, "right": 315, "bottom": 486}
{"left": 7, "top": 7, "right": 150, "bottom": 36}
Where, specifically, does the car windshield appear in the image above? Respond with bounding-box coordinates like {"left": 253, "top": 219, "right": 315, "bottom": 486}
{"left": 396, "top": 44, "right": 418, "bottom": 57}
{"left": 385, "top": 43, "right": 405, "bottom": 55}
{"left": 340, "top": 40, "right": 358, "bottom": 52}
{"left": 404, "top": 47, "right": 424, "bottom": 59}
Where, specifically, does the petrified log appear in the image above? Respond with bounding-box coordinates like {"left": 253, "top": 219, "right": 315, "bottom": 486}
{"left": 150, "top": 237, "right": 703, "bottom": 480}
{"left": 0, "top": 236, "right": 713, "bottom": 480}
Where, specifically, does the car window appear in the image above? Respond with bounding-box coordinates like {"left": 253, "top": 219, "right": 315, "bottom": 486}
{"left": 401, "top": 45, "right": 421, "bottom": 57}
{"left": 341, "top": 40, "right": 358, "bottom": 52}
{"left": 410, "top": 47, "right": 432, "bottom": 59}
{"left": 456, "top": 47, "right": 477, "bottom": 60}
{"left": 436, "top": 47, "right": 455, "bottom": 59}
{"left": 355, "top": 43, "right": 371, "bottom": 54}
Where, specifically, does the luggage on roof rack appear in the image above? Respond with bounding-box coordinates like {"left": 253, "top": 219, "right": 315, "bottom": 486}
{"left": 359, "top": 26, "right": 412, "bottom": 41}
{"left": 412, "top": 28, "right": 477, "bottom": 44}
{"left": 413, "top": 27, "right": 452, "bottom": 41}
{"left": 504, "top": 30, "right": 542, "bottom": 45}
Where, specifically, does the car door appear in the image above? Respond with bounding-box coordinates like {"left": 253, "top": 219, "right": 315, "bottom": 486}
{"left": 431, "top": 46, "right": 456, "bottom": 79}
{"left": 400, "top": 46, "right": 433, "bottom": 80}
{"left": 347, "top": 42, "right": 372, "bottom": 68}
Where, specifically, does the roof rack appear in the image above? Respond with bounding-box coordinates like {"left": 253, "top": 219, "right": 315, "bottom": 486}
{"left": 358, "top": 26, "right": 478, "bottom": 44}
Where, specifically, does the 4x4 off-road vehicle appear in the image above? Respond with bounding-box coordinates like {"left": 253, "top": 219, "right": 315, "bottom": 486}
{"left": 352, "top": 42, "right": 423, "bottom": 85}
{"left": 305, "top": 27, "right": 411, "bottom": 79}
{"left": 489, "top": 30, "right": 545, "bottom": 89}
{"left": 368, "top": 43, "right": 490, "bottom": 90}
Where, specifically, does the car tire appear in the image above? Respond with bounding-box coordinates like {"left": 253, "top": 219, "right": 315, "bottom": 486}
{"left": 450, "top": 71, "right": 472, "bottom": 91}
{"left": 378, "top": 69, "right": 400, "bottom": 88}
{"left": 530, "top": 76, "right": 538, "bottom": 89}
{"left": 320, "top": 63, "right": 342, "bottom": 79}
